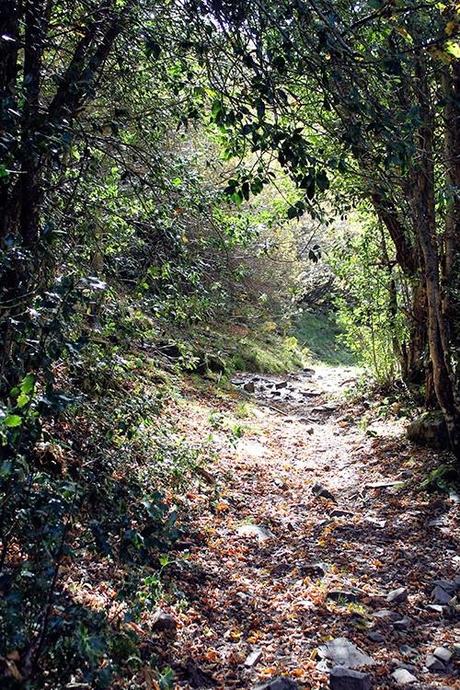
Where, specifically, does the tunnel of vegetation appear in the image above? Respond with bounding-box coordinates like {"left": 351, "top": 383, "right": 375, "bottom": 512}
{"left": 0, "top": 0, "right": 458, "bottom": 687}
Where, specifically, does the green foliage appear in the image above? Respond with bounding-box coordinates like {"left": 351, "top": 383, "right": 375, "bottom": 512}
{"left": 229, "top": 333, "right": 304, "bottom": 374}
{"left": 2, "top": 0, "right": 459, "bottom": 685}
{"left": 293, "top": 311, "right": 356, "bottom": 367}
{"left": 0, "top": 336, "right": 212, "bottom": 688}
{"left": 420, "top": 463, "right": 460, "bottom": 493}
{"left": 329, "top": 217, "right": 408, "bottom": 383}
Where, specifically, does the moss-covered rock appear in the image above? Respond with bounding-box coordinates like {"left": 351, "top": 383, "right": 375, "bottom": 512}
{"left": 407, "top": 412, "right": 449, "bottom": 449}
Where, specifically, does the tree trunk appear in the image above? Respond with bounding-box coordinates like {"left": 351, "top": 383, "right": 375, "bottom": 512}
{"left": 405, "top": 279, "right": 428, "bottom": 385}
{"left": 413, "top": 57, "right": 460, "bottom": 457}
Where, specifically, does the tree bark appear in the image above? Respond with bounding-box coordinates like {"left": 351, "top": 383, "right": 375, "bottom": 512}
{"left": 413, "top": 56, "right": 460, "bottom": 457}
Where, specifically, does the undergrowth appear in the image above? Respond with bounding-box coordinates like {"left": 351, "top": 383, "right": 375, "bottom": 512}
{"left": 0, "top": 335, "right": 216, "bottom": 689}
{"left": 293, "top": 310, "right": 356, "bottom": 367}
{"left": 0, "top": 301, "right": 306, "bottom": 689}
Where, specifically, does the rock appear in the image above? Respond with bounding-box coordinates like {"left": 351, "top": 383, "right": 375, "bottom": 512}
{"left": 364, "top": 517, "right": 386, "bottom": 528}
{"left": 431, "top": 585, "right": 454, "bottom": 605}
{"left": 301, "top": 389, "right": 321, "bottom": 397}
{"left": 448, "top": 489, "right": 460, "bottom": 503}
{"left": 151, "top": 609, "right": 177, "bottom": 632}
{"left": 331, "top": 508, "right": 354, "bottom": 518}
{"left": 329, "top": 666, "right": 372, "bottom": 690}
{"left": 425, "top": 654, "right": 446, "bottom": 672}
{"left": 366, "top": 480, "right": 404, "bottom": 489}
{"left": 298, "top": 561, "right": 327, "bottom": 577}
{"left": 318, "top": 637, "right": 375, "bottom": 669}
{"left": 244, "top": 648, "right": 262, "bottom": 668}
{"left": 407, "top": 412, "right": 449, "bottom": 449}
{"left": 275, "top": 381, "right": 288, "bottom": 390}
{"left": 432, "top": 647, "right": 452, "bottom": 664}
{"left": 391, "top": 668, "right": 417, "bottom": 685}
{"left": 432, "top": 578, "right": 458, "bottom": 595}
{"left": 244, "top": 381, "right": 256, "bottom": 393}
{"left": 312, "top": 404, "right": 337, "bottom": 413}
{"left": 372, "top": 609, "right": 399, "bottom": 621}
{"left": 393, "top": 616, "right": 412, "bottom": 631}
{"left": 387, "top": 588, "right": 408, "bottom": 604}
{"left": 237, "top": 524, "right": 275, "bottom": 541}
{"left": 452, "top": 642, "right": 460, "bottom": 658}
{"left": 327, "top": 590, "right": 360, "bottom": 603}
{"left": 312, "top": 482, "right": 337, "bottom": 503}
{"left": 184, "top": 659, "right": 215, "bottom": 688}
{"left": 255, "top": 677, "right": 298, "bottom": 690}
{"left": 425, "top": 604, "right": 444, "bottom": 614}
{"left": 367, "top": 632, "right": 385, "bottom": 643}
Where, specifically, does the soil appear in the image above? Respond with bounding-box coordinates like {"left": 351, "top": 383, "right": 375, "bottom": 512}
{"left": 157, "top": 367, "right": 460, "bottom": 689}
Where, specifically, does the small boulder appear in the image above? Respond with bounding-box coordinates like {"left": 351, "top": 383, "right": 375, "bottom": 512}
{"left": 372, "top": 609, "right": 399, "bottom": 621}
{"left": 237, "top": 524, "right": 274, "bottom": 541}
{"left": 244, "top": 648, "right": 262, "bottom": 668}
{"left": 406, "top": 412, "right": 449, "bottom": 449}
{"left": 431, "top": 585, "right": 454, "bottom": 605}
{"left": 432, "top": 579, "right": 458, "bottom": 595}
{"left": 312, "top": 482, "right": 337, "bottom": 503}
{"left": 244, "top": 381, "right": 256, "bottom": 393}
{"left": 425, "top": 604, "right": 444, "bottom": 614}
{"left": 432, "top": 647, "right": 452, "bottom": 665}
{"left": 367, "top": 631, "right": 385, "bottom": 643}
{"left": 318, "top": 637, "right": 375, "bottom": 669}
{"left": 255, "top": 677, "right": 298, "bottom": 690}
{"left": 393, "top": 616, "right": 412, "bottom": 631}
{"left": 386, "top": 587, "right": 408, "bottom": 605}
{"left": 330, "top": 666, "right": 372, "bottom": 690}
{"left": 391, "top": 668, "right": 417, "bottom": 685}
{"left": 425, "top": 654, "right": 446, "bottom": 673}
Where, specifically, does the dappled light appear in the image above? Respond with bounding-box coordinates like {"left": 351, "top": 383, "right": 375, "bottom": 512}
{"left": 0, "top": 1, "right": 459, "bottom": 689}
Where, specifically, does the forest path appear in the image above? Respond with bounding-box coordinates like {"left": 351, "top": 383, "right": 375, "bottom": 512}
{"left": 164, "top": 367, "right": 459, "bottom": 690}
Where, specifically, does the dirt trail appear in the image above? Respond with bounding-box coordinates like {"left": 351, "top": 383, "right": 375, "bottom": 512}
{"left": 164, "top": 367, "right": 460, "bottom": 689}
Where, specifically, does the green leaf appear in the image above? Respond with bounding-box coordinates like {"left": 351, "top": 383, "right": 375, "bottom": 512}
{"left": 17, "top": 393, "right": 30, "bottom": 409}
{"left": 250, "top": 177, "right": 263, "bottom": 195}
{"left": 159, "top": 667, "right": 175, "bottom": 690}
{"left": 316, "top": 170, "right": 330, "bottom": 192}
{"left": 21, "top": 374, "right": 35, "bottom": 394}
{"left": 3, "top": 415, "right": 22, "bottom": 428}
{"left": 445, "top": 40, "right": 460, "bottom": 58}
{"left": 255, "top": 99, "right": 265, "bottom": 120}
{"left": 211, "top": 99, "right": 223, "bottom": 120}
{"left": 230, "top": 190, "right": 243, "bottom": 205}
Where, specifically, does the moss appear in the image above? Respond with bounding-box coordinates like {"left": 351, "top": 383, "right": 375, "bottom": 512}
{"left": 420, "top": 462, "right": 459, "bottom": 492}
